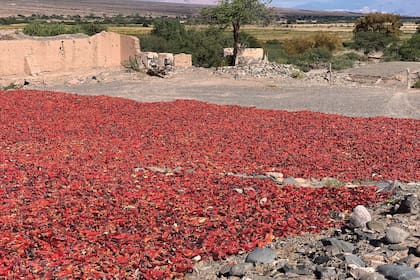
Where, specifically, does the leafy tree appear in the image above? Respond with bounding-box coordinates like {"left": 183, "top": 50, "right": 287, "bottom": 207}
{"left": 354, "top": 13, "right": 402, "bottom": 36}
{"left": 201, "top": 0, "right": 272, "bottom": 65}
{"left": 353, "top": 13, "right": 402, "bottom": 54}
{"left": 353, "top": 31, "right": 398, "bottom": 54}
{"left": 141, "top": 20, "right": 233, "bottom": 67}
{"left": 398, "top": 33, "right": 420, "bottom": 61}
{"left": 151, "top": 18, "right": 186, "bottom": 42}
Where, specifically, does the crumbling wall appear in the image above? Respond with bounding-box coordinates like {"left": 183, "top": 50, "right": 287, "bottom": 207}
{"left": 223, "top": 48, "right": 265, "bottom": 65}
{"left": 0, "top": 31, "right": 140, "bottom": 77}
{"left": 139, "top": 52, "right": 191, "bottom": 69}
{"left": 173, "top": 53, "right": 192, "bottom": 67}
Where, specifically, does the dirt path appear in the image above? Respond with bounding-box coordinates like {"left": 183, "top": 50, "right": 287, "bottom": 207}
{"left": 27, "top": 67, "right": 420, "bottom": 119}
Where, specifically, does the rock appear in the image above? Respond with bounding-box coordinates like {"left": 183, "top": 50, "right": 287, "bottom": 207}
{"left": 350, "top": 205, "right": 372, "bottom": 228}
{"left": 373, "top": 181, "right": 395, "bottom": 192}
{"left": 245, "top": 247, "right": 276, "bottom": 264}
{"left": 400, "top": 254, "right": 420, "bottom": 267}
{"left": 295, "top": 178, "right": 313, "bottom": 187}
{"left": 397, "top": 195, "right": 419, "bottom": 214}
{"left": 377, "top": 264, "right": 420, "bottom": 280}
{"left": 415, "top": 245, "right": 420, "bottom": 257}
{"left": 229, "top": 263, "right": 254, "bottom": 277}
{"left": 388, "top": 244, "right": 408, "bottom": 251}
{"left": 367, "top": 221, "right": 386, "bottom": 232}
{"left": 316, "top": 266, "right": 337, "bottom": 279}
{"left": 234, "top": 188, "right": 244, "bottom": 194}
{"left": 363, "top": 252, "right": 387, "bottom": 266}
{"left": 350, "top": 267, "right": 376, "bottom": 278}
{"left": 283, "top": 177, "right": 297, "bottom": 186}
{"left": 344, "top": 253, "right": 366, "bottom": 268}
{"left": 360, "top": 273, "right": 387, "bottom": 280}
{"left": 385, "top": 227, "right": 410, "bottom": 244}
{"left": 67, "top": 78, "right": 80, "bottom": 86}
{"left": 192, "top": 255, "right": 201, "bottom": 262}
{"left": 265, "top": 172, "right": 284, "bottom": 183}
{"left": 314, "top": 255, "right": 331, "bottom": 264}
{"left": 321, "top": 177, "right": 344, "bottom": 188}
{"left": 321, "top": 238, "right": 355, "bottom": 253}
{"left": 218, "top": 264, "right": 232, "bottom": 277}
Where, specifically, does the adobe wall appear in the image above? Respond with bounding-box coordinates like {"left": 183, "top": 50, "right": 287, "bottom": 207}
{"left": 223, "top": 48, "right": 265, "bottom": 65}
{"left": 0, "top": 31, "right": 140, "bottom": 77}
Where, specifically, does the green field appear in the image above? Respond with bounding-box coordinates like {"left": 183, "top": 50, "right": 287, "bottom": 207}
{"left": 2, "top": 22, "right": 417, "bottom": 42}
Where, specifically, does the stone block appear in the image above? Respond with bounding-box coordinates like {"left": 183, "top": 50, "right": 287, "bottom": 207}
{"left": 140, "top": 52, "right": 158, "bottom": 69}
{"left": 157, "top": 53, "right": 174, "bottom": 67}
{"left": 174, "top": 53, "right": 192, "bottom": 67}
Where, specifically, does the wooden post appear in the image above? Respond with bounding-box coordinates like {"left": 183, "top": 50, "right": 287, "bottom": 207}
{"left": 407, "top": 68, "right": 411, "bottom": 89}
{"left": 329, "top": 63, "right": 332, "bottom": 85}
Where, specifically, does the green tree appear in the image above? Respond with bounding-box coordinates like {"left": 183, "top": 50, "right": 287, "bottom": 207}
{"left": 353, "top": 13, "right": 402, "bottom": 54}
{"left": 201, "top": 0, "right": 272, "bottom": 65}
{"left": 399, "top": 33, "right": 420, "bottom": 61}
{"left": 151, "top": 18, "right": 186, "bottom": 42}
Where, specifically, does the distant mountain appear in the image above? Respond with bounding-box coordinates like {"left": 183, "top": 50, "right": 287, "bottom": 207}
{"left": 291, "top": 0, "right": 420, "bottom": 16}
{"left": 148, "top": 0, "right": 420, "bottom": 17}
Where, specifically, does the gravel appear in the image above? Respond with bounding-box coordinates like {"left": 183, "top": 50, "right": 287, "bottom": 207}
{"left": 23, "top": 62, "right": 420, "bottom": 119}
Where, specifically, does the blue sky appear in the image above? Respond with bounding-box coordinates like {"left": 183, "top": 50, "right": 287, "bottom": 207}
{"left": 151, "top": 0, "right": 420, "bottom": 16}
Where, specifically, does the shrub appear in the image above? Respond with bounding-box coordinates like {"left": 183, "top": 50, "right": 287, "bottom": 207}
{"left": 140, "top": 24, "right": 231, "bottom": 68}
{"left": 354, "top": 13, "right": 402, "bottom": 36}
{"left": 283, "top": 32, "right": 342, "bottom": 55}
{"left": 23, "top": 22, "right": 106, "bottom": 36}
{"left": 23, "top": 22, "right": 70, "bottom": 36}
{"left": 312, "top": 32, "right": 343, "bottom": 52}
{"left": 288, "top": 47, "right": 333, "bottom": 72}
{"left": 185, "top": 27, "right": 231, "bottom": 67}
{"left": 412, "top": 79, "right": 420, "bottom": 89}
{"left": 263, "top": 41, "right": 289, "bottom": 64}
{"left": 238, "top": 32, "right": 262, "bottom": 48}
{"left": 79, "top": 23, "right": 107, "bottom": 36}
{"left": 352, "top": 31, "right": 398, "bottom": 54}
{"left": 138, "top": 35, "right": 173, "bottom": 53}
{"left": 291, "top": 70, "right": 303, "bottom": 79}
{"left": 399, "top": 33, "right": 420, "bottom": 61}
{"left": 331, "top": 52, "right": 364, "bottom": 70}
{"left": 352, "top": 13, "right": 402, "bottom": 55}
{"left": 151, "top": 18, "right": 186, "bottom": 42}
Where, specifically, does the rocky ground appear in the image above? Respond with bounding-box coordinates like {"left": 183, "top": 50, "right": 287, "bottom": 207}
{"left": 185, "top": 178, "right": 420, "bottom": 280}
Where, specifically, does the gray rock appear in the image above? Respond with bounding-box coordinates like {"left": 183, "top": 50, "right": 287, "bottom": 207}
{"left": 283, "top": 177, "right": 297, "bottom": 186}
{"left": 385, "top": 227, "right": 410, "bottom": 244}
{"left": 360, "top": 272, "right": 387, "bottom": 280}
{"left": 218, "top": 264, "right": 232, "bottom": 277}
{"left": 265, "top": 172, "right": 284, "bottom": 183}
{"left": 388, "top": 244, "right": 408, "bottom": 251}
{"left": 314, "top": 255, "right": 331, "bottom": 264}
{"left": 397, "top": 195, "right": 419, "bottom": 214}
{"left": 229, "top": 263, "right": 254, "bottom": 277}
{"left": 344, "top": 253, "right": 366, "bottom": 268}
{"left": 321, "top": 238, "right": 355, "bottom": 253}
{"left": 321, "top": 177, "right": 344, "bottom": 188}
{"left": 367, "top": 221, "right": 386, "bottom": 232}
{"left": 316, "top": 266, "right": 337, "bottom": 279}
{"left": 377, "top": 264, "right": 420, "bottom": 280}
{"left": 350, "top": 205, "right": 372, "bottom": 228}
{"left": 374, "top": 180, "right": 394, "bottom": 191}
{"left": 350, "top": 267, "right": 378, "bottom": 279}
{"left": 245, "top": 247, "right": 276, "bottom": 264}
{"left": 415, "top": 245, "right": 420, "bottom": 257}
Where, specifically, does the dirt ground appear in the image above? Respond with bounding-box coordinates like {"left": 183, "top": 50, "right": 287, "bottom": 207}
{"left": 16, "top": 62, "right": 420, "bottom": 119}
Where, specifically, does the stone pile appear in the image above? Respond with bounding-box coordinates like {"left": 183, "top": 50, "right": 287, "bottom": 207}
{"left": 215, "top": 62, "right": 302, "bottom": 79}
{"left": 186, "top": 180, "right": 420, "bottom": 280}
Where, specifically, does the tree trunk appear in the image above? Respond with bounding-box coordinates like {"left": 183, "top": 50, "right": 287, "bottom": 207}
{"left": 232, "top": 21, "right": 240, "bottom": 66}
